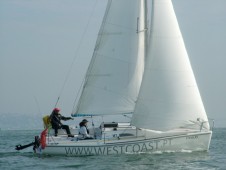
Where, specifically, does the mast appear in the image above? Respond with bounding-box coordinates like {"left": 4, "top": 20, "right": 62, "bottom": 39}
{"left": 144, "top": 0, "right": 148, "bottom": 60}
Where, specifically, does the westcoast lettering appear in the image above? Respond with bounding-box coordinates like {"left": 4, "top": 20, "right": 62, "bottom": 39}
{"left": 64, "top": 139, "right": 172, "bottom": 155}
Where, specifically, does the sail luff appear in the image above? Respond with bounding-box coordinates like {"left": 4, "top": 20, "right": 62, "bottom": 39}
{"left": 74, "top": 0, "right": 144, "bottom": 116}
{"left": 73, "top": 0, "right": 112, "bottom": 115}
{"left": 131, "top": 0, "right": 209, "bottom": 131}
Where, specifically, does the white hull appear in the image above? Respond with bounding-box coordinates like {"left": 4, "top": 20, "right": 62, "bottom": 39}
{"left": 42, "top": 130, "right": 212, "bottom": 156}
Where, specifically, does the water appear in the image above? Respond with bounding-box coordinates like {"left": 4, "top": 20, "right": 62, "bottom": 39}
{"left": 0, "top": 128, "right": 225, "bottom": 170}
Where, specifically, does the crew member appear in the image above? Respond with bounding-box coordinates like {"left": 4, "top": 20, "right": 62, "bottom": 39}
{"left": 79, "top": 119, "right": 93, "bottom": 139}
{"left": 50, "top": 108, "right": 74, "bottom": 137}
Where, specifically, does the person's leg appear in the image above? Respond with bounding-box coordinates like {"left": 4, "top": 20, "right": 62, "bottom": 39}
{"left": 54, "top": 128, "right": 58, "bottom": 136}
{"left": 62, "top": 125, "right": 74, "bottom": 137}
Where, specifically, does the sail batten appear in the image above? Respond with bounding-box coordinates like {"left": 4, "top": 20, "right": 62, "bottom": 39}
{"left": 131, "top": 0, "right": 209, "bottom": 131}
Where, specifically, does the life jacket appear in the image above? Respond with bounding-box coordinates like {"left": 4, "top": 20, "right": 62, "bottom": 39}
{"left": 43, "top": 115, "right": 51, "bottom": 129}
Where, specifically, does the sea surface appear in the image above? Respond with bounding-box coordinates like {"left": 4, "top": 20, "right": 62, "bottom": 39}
{"left": 0, "top": 128, "right": 225, "bottom": 170}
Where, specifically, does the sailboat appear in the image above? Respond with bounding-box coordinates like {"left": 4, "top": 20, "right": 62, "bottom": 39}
{"left": 40, "top": 0, "right": 212, "bottom": 156}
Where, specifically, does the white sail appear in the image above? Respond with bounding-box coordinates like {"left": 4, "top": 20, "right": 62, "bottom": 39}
{"left": 74, "top": 0, "right": 144, "bottom": 115}
{"left": 131, "top": 0, "right": 210, "bottom": 131}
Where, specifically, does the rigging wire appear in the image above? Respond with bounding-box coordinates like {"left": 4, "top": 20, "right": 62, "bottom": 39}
{"left": 33, "top": 95, "right": 42, "bottom": 115}
{"left": 54, "top": 0, "right": 100, "bottom": 109}
{"left": 71, "top": 78, "right": 85, "bottom": 114}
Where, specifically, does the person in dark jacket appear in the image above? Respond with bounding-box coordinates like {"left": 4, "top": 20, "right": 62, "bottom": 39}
{"left": 50, "top": 108, "right": 74, "bottom": 137}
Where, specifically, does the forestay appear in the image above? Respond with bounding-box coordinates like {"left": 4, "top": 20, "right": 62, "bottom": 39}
{"left": 131, "top": 0, "right": 210, "bottom": 131}
{"left": 74, "top": 0, "right": 144, "bottom": 116}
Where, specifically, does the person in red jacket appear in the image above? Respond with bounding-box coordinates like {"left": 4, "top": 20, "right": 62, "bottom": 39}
{"left": 50, "top": 108, "right": 74, "bottom": 137}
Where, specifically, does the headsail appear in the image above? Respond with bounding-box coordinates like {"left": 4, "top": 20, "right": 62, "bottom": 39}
{"left": 73, "top": 0, "right": 145, "bottom": 116}
{"left": 131, "top": 0, "right": 209, "bottom": 131}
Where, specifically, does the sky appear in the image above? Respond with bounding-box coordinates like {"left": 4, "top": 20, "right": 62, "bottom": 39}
{"left": 0, "top": 0, "right": 226, "bottom": 129}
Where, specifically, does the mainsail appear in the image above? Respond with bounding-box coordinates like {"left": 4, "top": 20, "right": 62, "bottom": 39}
{"left": 74, "top": 0, "right": 145, "bottom": 115}
{"left": 131, "top": 0, "right": 209, "bottom": 131}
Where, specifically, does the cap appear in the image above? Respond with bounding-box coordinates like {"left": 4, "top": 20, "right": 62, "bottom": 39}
{"left": 82, "top": 119, "right": 88, "bottom": 123}
{"left": 53, "top": 108, "right": 60, "bottom": 112}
